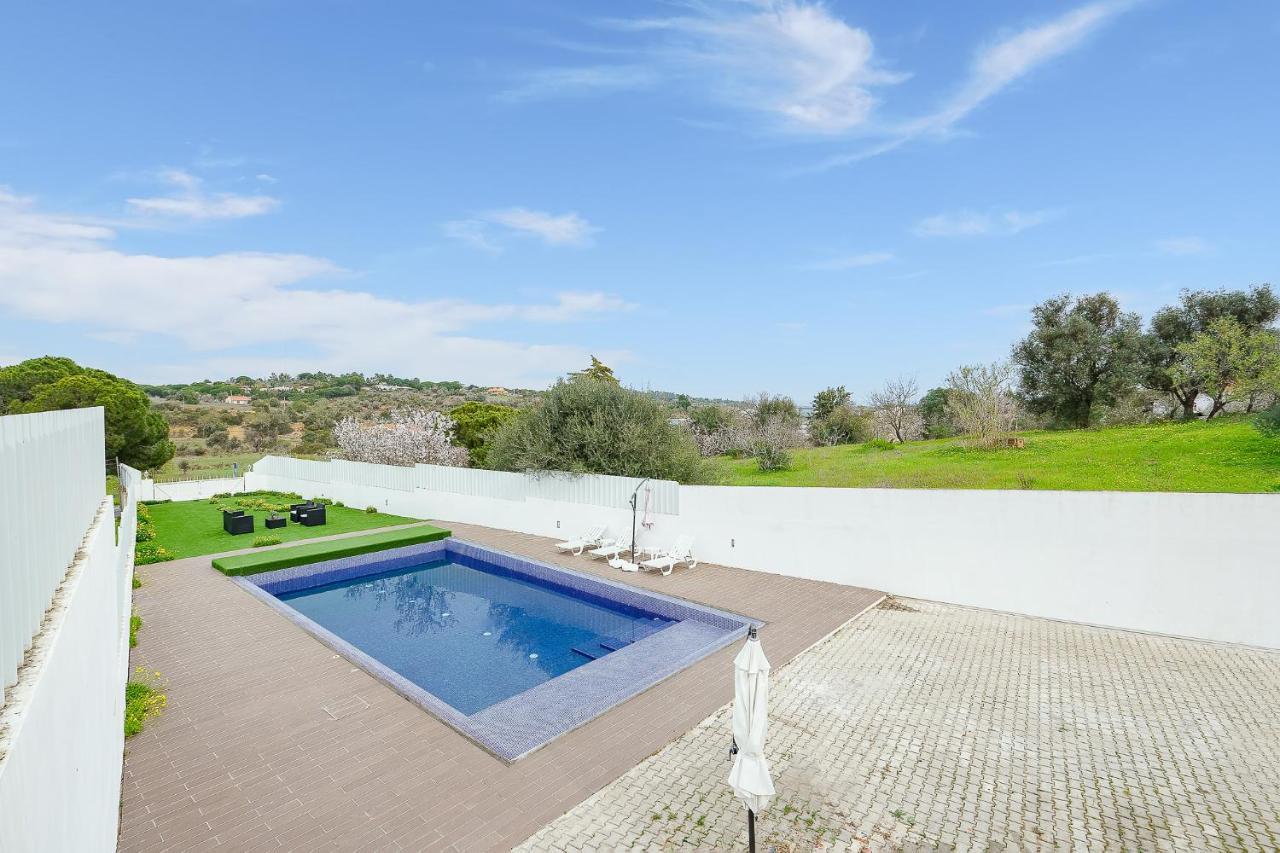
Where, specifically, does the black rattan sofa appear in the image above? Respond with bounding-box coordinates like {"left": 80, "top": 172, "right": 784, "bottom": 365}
{"left": 222, "top": 509, "right": 254, "bottom": 535}
{"left": 297, "top": 504, "right": 327, "bottom": 527}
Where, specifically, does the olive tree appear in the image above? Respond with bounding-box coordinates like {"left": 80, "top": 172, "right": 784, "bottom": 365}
{"left": 1171, "top": 318, "right": 1280, "bottom": 418}
{"left": 1142, "top": 285, "right": 1278, "bottom": 418}
{"left": 1013, "top": 293, "right": 1144, "bottom": 428}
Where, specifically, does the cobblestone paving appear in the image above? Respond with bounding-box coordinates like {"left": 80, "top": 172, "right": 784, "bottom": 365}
{"left": 518, "top": 599, "right": 1280, "bottom": 852}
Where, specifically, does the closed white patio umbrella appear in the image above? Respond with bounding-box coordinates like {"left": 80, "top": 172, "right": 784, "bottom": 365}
{"left": 728, "top": 625, "right": 774, "bottom": 851}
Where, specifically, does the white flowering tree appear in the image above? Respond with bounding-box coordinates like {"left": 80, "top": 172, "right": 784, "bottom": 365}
{"left": 332, "top": 409, "right": 469, "bottom": 467}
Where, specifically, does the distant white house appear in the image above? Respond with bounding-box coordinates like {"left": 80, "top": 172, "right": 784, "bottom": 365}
{"left": 373, "top": 383, "right": 410, "bottom": 392}
{"left": 224, "top": 395, "right": 251, "bottom": 406}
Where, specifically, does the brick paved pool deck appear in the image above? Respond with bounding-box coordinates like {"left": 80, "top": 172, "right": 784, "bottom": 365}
{"left": 520, "top": 598, "right": 1280, "bottom": 852}
{"left": 120, "top": 521, "right": 883, "bottom": 852}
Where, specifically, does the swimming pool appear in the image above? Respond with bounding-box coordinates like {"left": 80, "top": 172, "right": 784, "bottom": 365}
{"left": 234, "top": 538, "right": 754, "bottom": 760}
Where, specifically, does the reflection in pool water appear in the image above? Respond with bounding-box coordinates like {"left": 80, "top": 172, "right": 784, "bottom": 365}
{"left": 279, "top": 555, "right": 672, "bottom": 714}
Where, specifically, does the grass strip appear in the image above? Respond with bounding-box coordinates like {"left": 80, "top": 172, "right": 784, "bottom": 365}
{"left": 212, "top": 524, "right": 451, "bottom": 576}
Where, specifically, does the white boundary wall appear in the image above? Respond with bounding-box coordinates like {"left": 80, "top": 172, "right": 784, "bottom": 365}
{"left": 0, "top": 411, "right": 135, "bottom": 853}
{"left": 136, "top": 475, "right": 244, "bottom": 503}
{"left": 247, "top": 457, "right": 1280, "bottom": 649}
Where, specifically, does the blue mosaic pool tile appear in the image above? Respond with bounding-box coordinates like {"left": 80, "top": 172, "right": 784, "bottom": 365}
{"left": 235, "top": 537, "right": 759, "bottom": 761}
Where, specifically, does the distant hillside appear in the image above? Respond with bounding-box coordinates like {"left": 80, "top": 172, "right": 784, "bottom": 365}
{"left": 141, "top": 372, "right": 541, "bottom": 407}
{"left": 141, "top": 370, "right": 744, "bottom": 481}
{"left": 144, "top": 371, "right": 741, "bottom": 412}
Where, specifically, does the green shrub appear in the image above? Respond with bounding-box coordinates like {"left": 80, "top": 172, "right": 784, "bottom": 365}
{"left": 866, "top": 438, "right": 895, "bottom": 451}
{"left": 1256, "top": 404, "right": 1280, "bottom": 438}
{"left": 487, "top": 376, "right": 705, "bottom": 482}
{"left": 210, "top": 490, "right": 306, "bottom": 515}
{"left": 365, "top": 505, "right": 378, "bottom": 514}
{"left": 252, "top": 535, "right": 282, "bottom": 548}
{"left": 333, "top": 501, "right": 345, "bottom": 508}
{"left": 135, "top": 540, "right": 175, "bottom": 565}
{"left": 755, "top": 443, "right": 791, "bottom": 472}
{"left": 810, "top": 405, "right": 871, "bottom": 447}
{"left": 129, "top": 612, "right": 142, "bottom": 648}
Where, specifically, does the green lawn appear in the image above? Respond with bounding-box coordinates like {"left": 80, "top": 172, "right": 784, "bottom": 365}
{"left": 145, "top": 497, "right": 421, "bottom": 560}
{"left": 705, "top": 416, "right": 1280, "bottom": 493}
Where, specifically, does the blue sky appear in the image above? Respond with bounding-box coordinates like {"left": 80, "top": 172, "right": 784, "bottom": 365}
{"left": 1, "top": 1, "right": 1276, "bottom": 401}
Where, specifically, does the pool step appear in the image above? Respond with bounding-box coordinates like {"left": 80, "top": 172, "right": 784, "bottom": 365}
{"left": 572, "top": 638, "right": 637, "bottom": 661}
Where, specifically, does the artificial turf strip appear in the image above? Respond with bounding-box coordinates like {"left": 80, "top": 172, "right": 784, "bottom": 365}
{"left": 212, "top": 525, "right": 452, "bottom": 576}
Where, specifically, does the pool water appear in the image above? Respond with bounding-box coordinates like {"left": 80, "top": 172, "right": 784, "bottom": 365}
{"left": 278, "top": 553, "right": 673, "bottom": 714}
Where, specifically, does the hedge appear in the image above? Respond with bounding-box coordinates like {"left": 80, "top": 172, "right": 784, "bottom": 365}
{"left": 212, "top": 524, "right": 451, "bottom": 576}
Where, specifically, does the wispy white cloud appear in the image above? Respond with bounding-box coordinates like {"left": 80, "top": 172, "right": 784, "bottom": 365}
{"left": 812, "top": 1, "right": 1134, "bottom": 169}
{"left": 914, "top": 208, "right": 1055, "bottom": 237}
{"left": 519, "top": 1, "right": 1131, "bottom": 164}
{"left": 555, "top": 2, "right": 909, "bottom": 134}
{"left": 521, "top": 291, "right": 635, "bottom": 322}
{"left": 498, "top": 65, "right": 658, "bottom": 101}
{"left": 442, "top": 219, "right": 503, "bottom": 254}
{"left": 484, "top": 208, "right": 599, "bottom": 246}
{"left": 1155, "top": 236, "right": 1211, "bottom": 256}
{"left": 0, "top": 186, "right": 116, "bottom": 248}
{"left": 916, "top": 2, "right": 1129, "bottom": 138}
{"left": 0, "top": 189, "right": 630, "bottom": 387}
{"left": 446, "top": 207, "right": 600, "bottom": 250}
{"left": 804, "top": 251, "right": 894, "bottom": 271}
{"left": 126, "top": 168, "right": 280, "bottom": 220}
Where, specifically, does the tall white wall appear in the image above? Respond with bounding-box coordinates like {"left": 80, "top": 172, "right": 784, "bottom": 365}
{"left": 247, "top": 460, "right": 1280, "bottom": 649}
{"left": 0, "top": 408, "right": 105, "bottom": 699}
{"left": 679, "top": 486, "right": 1280, "bottom": 649}
{"left": 0, "top": 501, "right": 131, "bottom": 853}
{"left": 0, "top": 407, "right": 135, "bottom": 853}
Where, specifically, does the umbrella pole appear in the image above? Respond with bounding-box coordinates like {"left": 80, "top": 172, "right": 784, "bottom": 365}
{"left": 747, "top": 809, "right": 756, "bottom": 852}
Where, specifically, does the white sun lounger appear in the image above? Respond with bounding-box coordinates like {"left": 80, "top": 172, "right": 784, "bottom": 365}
{"left": 639, "top": 535, "right": 697, "bottom": 576}
{"left": 555, "top": 525, "right": 608, "bottom": 556}
{"left": 588, "top": 539, "right": 630, "bottom": 560}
